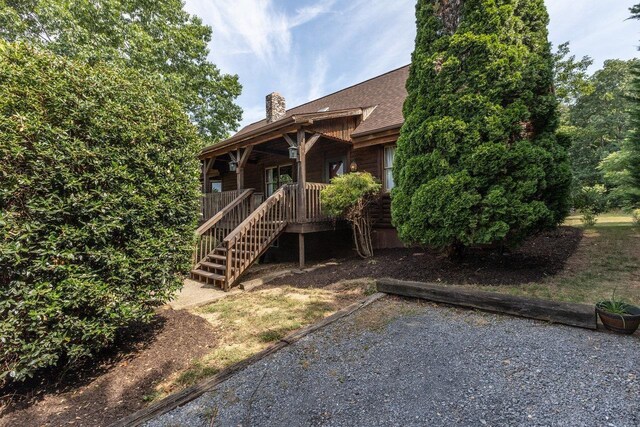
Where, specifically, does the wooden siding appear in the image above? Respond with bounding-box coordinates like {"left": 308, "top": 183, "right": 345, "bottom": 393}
{"left": 371, "top": 194, "right": 393, "bottom": 228}
{"left": 311, "top": 116, "right": 360, "bottom": 142}
{"left": 351, "top": 145, "right": 381, "bottom": 177}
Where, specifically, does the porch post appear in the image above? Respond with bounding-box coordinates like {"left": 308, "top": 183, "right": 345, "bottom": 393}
{"left": 202, "top": 158, "right": 214, "bottom": 193}
{"left": 298, "top": 233, "right": 305, "bottom": 269}
{"left": 236, "top": 147, "right": 253, "bottom": 190}
{"left": 236, "top": 166, "right": 244, "bottom": 190}
{"left": 297, "top": 129, "right": 307, "bottom": 223}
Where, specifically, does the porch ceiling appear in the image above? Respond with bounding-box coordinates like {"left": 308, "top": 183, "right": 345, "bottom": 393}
{"left": 199, "top": 107, "right": 362, "bottom": 160}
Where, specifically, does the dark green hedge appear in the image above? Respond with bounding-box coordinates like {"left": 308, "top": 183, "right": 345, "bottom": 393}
{"left": 0, "top": 41, "right": 201, "bottom": 383}
{"left": 392, "top": 0, "right": 571, "bottom": 251}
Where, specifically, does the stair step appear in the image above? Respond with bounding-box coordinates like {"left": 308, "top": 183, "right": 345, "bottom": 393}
{"left": 209, "top": 254, "right": 226, "bottom": 261}
{"left": 191, "top": 269, "right": 225, "bottom": 281}
{"left": 200, "top": 261, "right": 226, "bottom": 270}
{"left": 217, "top": 247, "right": 256, "bottom": 255}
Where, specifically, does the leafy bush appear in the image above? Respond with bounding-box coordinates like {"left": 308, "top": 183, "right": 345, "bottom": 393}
{"left": 321, "top": 173, "right": 381, "bottom": 258}
{"left": 0, "top": 42, "right": 201, "bottom": 383}
{"left": 573, "top": 185, "right": 608, "bottom": 226}
{"left": 632, "top": 209, "right": 640, "bottom": 226}
{"left": 392, "top": 0, "right": 571, "bottom": 254}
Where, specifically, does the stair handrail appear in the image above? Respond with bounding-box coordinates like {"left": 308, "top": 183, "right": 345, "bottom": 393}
{"left": 196, "top": 188, "right": 255, "bottom": 235}
{"left": 193, "top": 188, "right": 255, "bottom": 268}
{"left": 222, "top": 185, "right": 293, "bottom": 286}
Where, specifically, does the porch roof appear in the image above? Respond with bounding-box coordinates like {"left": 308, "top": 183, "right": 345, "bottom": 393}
{"left": 200, "top": 65, "right": 410, "bottom": 160}
{"left": 200, "top": 107, "right": 363, "bottom": 159}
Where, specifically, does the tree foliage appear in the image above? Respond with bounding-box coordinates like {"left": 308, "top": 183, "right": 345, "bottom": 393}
{"left": 0, "top": 0, "right": 242, "bottom": 144}
{"left": 568, "top": 59, "right": 638, "bottom": 190}
{"left": 553, "top": 41, "right": 593, "bottom": 110}
{"left": 603, "top": 4, "right": 640, "bottom": 209}
{"left": 392, "top": 0, "right": 571, "bottom": 253}
{"left": 321, "top": 173, "right": 381, "bottom": 258}
{"left": 0, "top": 41, "right": 201, "bottom": 383}
{"left": 573, "top": 185, "right": 608, "bottom": 226}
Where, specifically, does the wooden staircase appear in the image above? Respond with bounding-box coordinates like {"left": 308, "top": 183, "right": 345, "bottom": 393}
{"left": 191, "top": 185, "right": 296, "bottom": 290}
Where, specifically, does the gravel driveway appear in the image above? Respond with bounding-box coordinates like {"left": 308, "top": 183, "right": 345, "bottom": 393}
{"left": 145, "top": 298, "right": 639, "bottom": 427}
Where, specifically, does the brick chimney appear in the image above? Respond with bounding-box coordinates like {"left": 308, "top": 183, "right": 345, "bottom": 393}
{"left": 266, "top": 92, "right": 286, "bottom": 123}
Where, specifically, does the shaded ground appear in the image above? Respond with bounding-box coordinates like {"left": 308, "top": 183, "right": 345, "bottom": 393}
{"left": 475, "top": 217, "right": 640, "bottom": 305}
{"left": 0, "top": 309, "right": 218, "bottom": 427}
{"left": 270, "top": 226, "right": 583, "bottom": 288}
{"left": 151, "top": 281, "right": 375, "bottom": 400}
{"left": 145, "top": 298, "right": 640, "bottom": 427}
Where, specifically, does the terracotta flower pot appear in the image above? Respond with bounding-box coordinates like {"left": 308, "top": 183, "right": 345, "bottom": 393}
{"left": 595, "top": 303, "right": 640, "bottom": 335}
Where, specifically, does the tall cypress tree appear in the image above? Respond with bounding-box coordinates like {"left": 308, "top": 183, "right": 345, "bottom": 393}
{"left": 392, "top": 0, "right": 571, "bottom": 253}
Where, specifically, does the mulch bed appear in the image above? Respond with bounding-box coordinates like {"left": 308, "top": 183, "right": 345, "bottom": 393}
{"left": 0, "top": 309, "right": 218, "bottom": 427}
{"left": 270, "top": 226, "right": 583, "bottom": 288}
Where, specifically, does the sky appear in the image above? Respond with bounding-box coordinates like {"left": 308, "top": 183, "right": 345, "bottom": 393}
{"left": 183, "top": 0, "right": 640, "bottom": 129}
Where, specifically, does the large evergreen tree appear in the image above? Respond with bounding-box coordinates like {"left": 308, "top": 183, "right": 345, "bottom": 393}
{"left": 0, "top": 0, "right": 242, "bottom": 144}
{"left": 392, "top": 0, "right": 571, "bottom": 253}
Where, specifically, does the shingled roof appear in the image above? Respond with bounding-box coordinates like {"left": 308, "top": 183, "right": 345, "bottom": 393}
{"left": 235, "top": 65, "right": 410, "bottom": 140}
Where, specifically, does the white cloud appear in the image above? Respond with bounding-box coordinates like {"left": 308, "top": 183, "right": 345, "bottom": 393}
{"left": 307, "top": 55, "right": 329, "bottom": 101}
{"left": 186, "top": 0, "right": 335, "bottom": 66}
{"left": 185, "top": 0, "right": 640, "bottom": 129}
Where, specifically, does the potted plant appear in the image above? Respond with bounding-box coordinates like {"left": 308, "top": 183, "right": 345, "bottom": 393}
{"left": 595, "top": 294, "right": 640, "bottom": 335}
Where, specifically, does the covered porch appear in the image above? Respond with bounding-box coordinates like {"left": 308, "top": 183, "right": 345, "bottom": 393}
{"left": 193, "top": 108, "right": 363, "bottom": 288}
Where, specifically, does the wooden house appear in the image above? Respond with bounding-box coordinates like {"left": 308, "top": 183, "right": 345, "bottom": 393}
{"left": 194, "top": 65, "right": 410, "bottom": 290}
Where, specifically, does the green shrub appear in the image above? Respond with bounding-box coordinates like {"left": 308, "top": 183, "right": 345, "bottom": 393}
{"left": 321, "top": 173, "right": 381, "bottom": 258}
{"left": 320, "top": 173, "right": 381, "bottom": 217}
{"left": 573, "top": 185, "right": 608, "bottom": 226}
{"left": 0, "top": 42, "right": 201, "bottom": 383}
{"left": 632, "top": 209, "right": 640, "bottom": 226}
{"left": 392, "top": 0, "right": 571, "bottom": 253}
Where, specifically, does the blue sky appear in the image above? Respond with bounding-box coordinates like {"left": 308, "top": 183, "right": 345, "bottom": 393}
{"left": 183, "top": 0, "right": 640, "bottom": 129}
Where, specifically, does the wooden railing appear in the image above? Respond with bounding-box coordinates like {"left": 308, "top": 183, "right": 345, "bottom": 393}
{"left": 305, "top": 182, "right": 330, "bottom": 222}
{"left": 200, "top": 190, "right": 240, "bottom": 222}
{"left": 223, "top": 185, "right": 295, "bottom": 287}
{"left": 193, "top": 189, "right": 256, "bottom": 268}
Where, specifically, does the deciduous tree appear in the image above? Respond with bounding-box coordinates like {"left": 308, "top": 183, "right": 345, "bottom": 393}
{"left": 0, "top": 0, "right": 242, "bottom": 144}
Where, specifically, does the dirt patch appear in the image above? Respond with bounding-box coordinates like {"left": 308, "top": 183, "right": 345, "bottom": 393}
{"left": 269, "top": 227, "right": 583, "bottom": 288}
{"left": 0, "top": 309, "right": 218, "bottom": 427}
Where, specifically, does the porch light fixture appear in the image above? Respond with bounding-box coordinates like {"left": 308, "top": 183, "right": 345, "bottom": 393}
{"left": 229, "top": 160, "right": 237, "bottom": 172}
{"left": 350, "top": 160, "right": 358, "bottom": 172}
{"left": 288, "top": 145, "right": 299, "bottom": 160}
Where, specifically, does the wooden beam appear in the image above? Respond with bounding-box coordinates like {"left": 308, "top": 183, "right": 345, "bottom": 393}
{"left": 234, "top": 147, "right": 253, "bottom": 190}
{"left": 253, "top": 147, "right": 288, "bottom": 157}
{"left": 376, "top": 278, "right": 597, "bottom": 330}
{"left": 238, "top": 146, "right": 253, "bottom": 168}
{"left": 305, "top": 133, "right": 321, "bottom": 153}
{"left": 199, "top": 124, "right": 302, "bottom": 159}
{"left": 296, "top": 128, "right": 307, "bottom": 223}
{"left": 283, "top": 133, "right": 297, "bottom": 148}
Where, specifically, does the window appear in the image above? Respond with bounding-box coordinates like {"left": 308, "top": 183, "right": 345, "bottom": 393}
{"left": 210, "top": 180, "right": 222, "bottom": 193}
{"left": 265, "top": 167, "right": 278, "bottom": 196}
{"left": 265, "top": 164, "right": 294, "bottom": 196}
{"left": 384, "top": 146, "right": 395, "bottom": 191}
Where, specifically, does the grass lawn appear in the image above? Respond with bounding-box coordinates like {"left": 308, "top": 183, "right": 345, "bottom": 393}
{"left": 463, "top": 212, "right": 640, "bottom": 306}
{"left": 149, "top": 280, "right": 376, "bottom": 400}
{"left": 136, "top": 212, "right": 640, "bottom": 405}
